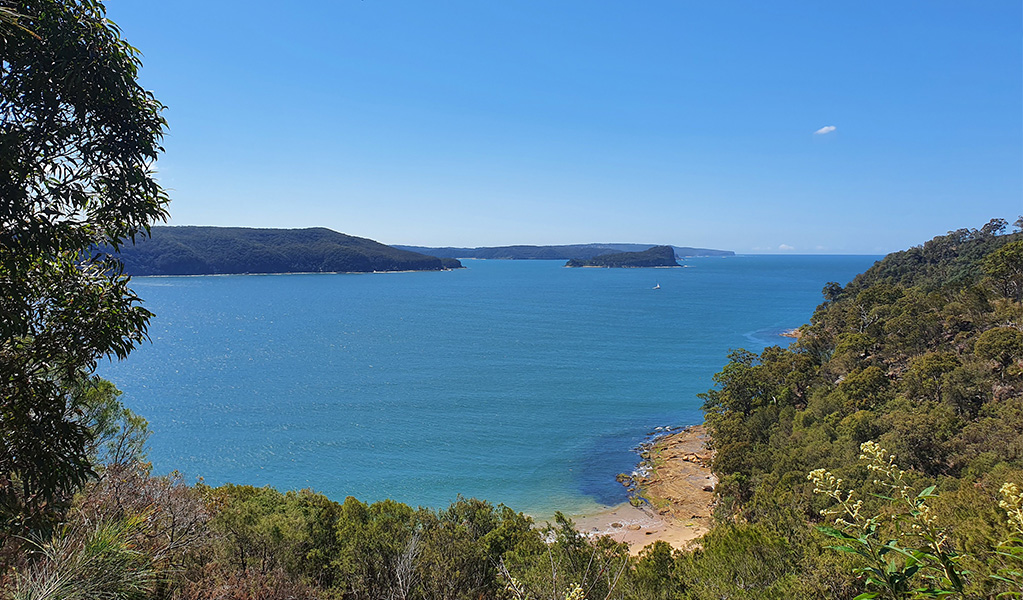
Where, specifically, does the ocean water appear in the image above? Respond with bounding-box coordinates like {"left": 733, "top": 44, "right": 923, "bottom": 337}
{"left": 99, "top": 255, "right": 877, "bottom": 517}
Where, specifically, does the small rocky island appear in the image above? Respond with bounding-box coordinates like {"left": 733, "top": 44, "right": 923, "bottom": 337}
{"left": 564, "top": 245, "right": 679, "bottom": 268}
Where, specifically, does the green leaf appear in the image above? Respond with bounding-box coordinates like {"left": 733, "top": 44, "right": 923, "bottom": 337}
{"left": 828, "top": 545, "right": 861, "bottom": 554}
{"left": 828, "top": 544, "right": 871, "bottom": 558}
{"left": 887, "top": 545, "right": 924, "bottom": 563}
{"left": 911, "top": 588, "right": 956, "bottom": 598}
{"left": 818, "top": 526, "right": 858, "bottom": 541}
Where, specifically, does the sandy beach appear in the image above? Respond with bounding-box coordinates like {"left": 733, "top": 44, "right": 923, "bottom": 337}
{"left": 570, "top": 425, "right": 716, "bottom": 555}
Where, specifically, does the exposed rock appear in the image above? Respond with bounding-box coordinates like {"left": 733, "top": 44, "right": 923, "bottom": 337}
{"left": 632, "top": 424, "right": 716, "bottom": 525}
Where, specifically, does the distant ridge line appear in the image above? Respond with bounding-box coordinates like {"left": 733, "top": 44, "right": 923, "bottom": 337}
{"left": 116, "top": 226, "right": 463, "bottom": 275}
{"left": 393, "top": 243, "right": 734, "bottom": 261}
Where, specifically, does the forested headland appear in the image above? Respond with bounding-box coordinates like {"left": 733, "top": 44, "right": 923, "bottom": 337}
{"left": 565, "top": 246, "right": 680, "bottom": 268}
{"left": 116, "top": 227, "right": 463, "bottom": 275}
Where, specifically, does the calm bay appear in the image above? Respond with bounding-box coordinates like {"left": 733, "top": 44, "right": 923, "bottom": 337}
{"left": 99, "top": 255, "right": 877, "bottom": 517}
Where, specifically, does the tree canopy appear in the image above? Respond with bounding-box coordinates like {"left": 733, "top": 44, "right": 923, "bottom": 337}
{"left": 0, "top": 0, "right": 168, "bottom": 529}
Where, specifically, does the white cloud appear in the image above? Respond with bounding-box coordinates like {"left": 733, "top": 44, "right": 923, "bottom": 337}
{"left": 779, "top": 244, "right": 795, "bottom": 251}
{"left": 814, "top": 125, "right": 837, "bottom": 135}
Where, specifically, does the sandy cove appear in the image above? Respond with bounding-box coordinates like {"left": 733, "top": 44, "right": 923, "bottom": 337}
{"left": 569, "top": 425, "right": 716, "bottom": 555}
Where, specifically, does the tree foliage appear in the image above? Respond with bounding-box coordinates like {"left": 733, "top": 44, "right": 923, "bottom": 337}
{"left": 983, "top": 240, "right": 1023, "bottom": 303}
{"left": 0, "top": 0, "right": 168, "bottom": 531}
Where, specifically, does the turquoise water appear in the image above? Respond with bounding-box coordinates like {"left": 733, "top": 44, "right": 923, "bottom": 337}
{"left": 99, "top": 255, "right": 877, "bottom": 516}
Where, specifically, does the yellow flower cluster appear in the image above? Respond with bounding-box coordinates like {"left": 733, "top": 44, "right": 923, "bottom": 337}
{"left": 999, "top": 482, "right": 1023, "bottom": 533}
{"left": 564, "top": 583, "right": 586, "bottom": 600}
{"left": 860, "top": 440, "right": 910, "bottom": 499}
{"left": 808, "top": 468, "right": 862, "bottom": 526}
{"left": 911, "top": 501, "right": 939, "bottom": 532}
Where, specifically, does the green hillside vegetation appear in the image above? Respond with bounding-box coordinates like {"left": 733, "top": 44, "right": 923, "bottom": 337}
{"left": 395, "top": 244, "right": 734, "bottom": 260}
{"left": 565, "top": 246, "right": 680, "bottom": 268}
{"left": 693, "top": 218, "right": 1023, "bottom": 597}
{"left": 117, "top": 227, "right": 463, "bottom": 275}
{"left": 4, "top": 465, "right": 652, "bottom": 600}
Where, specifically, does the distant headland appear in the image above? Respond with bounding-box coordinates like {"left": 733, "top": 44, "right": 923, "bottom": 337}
{"left": 116, "top": 228, "right": 734, "bottom": 276}
{"left": 565, "top": 245, "right": 680, "bottom": 268}
{"left": 394, "top": 243, "right": 733, "bottom": 260}
{"left": 116, "top": 226, "right": 463, "bottom": 276}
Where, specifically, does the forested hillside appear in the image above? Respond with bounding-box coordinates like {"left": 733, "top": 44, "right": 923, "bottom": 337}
{"left": 117, "top": 227, "right": 463, "bottom": 275}
{"left": 695, "top": 218, "right": 1023, "bottom": 597}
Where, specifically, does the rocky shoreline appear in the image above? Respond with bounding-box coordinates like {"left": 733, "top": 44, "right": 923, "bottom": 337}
{"left": 570, "top": 425, "right": 716, "bottom": 555}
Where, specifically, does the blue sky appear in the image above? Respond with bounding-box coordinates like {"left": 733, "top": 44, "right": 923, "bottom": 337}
{"left": 108, "top": 1, "right": 1021, "bottom": 254}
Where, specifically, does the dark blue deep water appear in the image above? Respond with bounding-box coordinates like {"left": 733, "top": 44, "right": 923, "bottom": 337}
{"left": 99, "top": 255, "right": 877, "bottom": 517}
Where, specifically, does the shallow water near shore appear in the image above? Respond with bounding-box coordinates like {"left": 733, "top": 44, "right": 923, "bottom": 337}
{"left": 100, "top": 255, "right": 876, "bottom": 517}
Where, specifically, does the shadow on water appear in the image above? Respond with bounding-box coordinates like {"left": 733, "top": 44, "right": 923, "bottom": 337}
{"left": 575, "top": 410, "right": 703, "bottom": 506}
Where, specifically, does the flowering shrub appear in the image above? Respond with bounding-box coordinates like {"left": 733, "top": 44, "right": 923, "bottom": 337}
{"left": 810, "top": 442, "right": 967, "bottom": 598}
